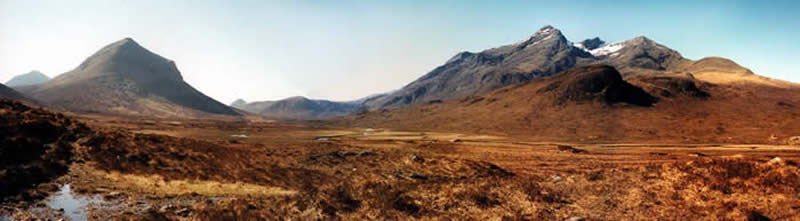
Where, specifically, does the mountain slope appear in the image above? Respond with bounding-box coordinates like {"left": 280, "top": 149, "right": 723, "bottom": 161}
{"left": 18, "top": 38, "right": 239, "bottom": 117}
{"left": 341, "top": 65, "right": 800, "bottom": 144}
{"left": 364, "top": 26, "right": 689, "bottom": 110}
{"left": 0, "top": 83, "right": 30, "bottom": 101}
{"left": 232, "top": 96, "right": 363, "bottom": 120}
{"left": 5, "top": 70, "right": 50, "bottom": 87}
{"left": 593, "top": 36, "right": 687, "bottom": 74}
{"left": 671, "top": 57, "right": 798, "bottom": 88}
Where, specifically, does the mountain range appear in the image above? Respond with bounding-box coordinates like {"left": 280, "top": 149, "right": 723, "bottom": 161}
{"left": 231, "top": 96, "right": 364, "bottom": 120}
{"left": 15, "top": 38, "right": 239, "bottom": 118}
{"left": 363, "top": 26, "right": 687, "bottom": 110}
{"left": 336, "top": 26, "right": 800, "bottom": 143}
{"left": 3, "top": 25, "right": 798, "bottom": 127}
{"left": 239, "top": 25, "right": 769, "bottom": 119}
{"left": 340, "top": 61, "right": 800, "bottom": 143}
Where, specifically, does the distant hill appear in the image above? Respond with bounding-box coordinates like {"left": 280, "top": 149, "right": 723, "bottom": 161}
{"left": 5, "top": 70, "right": 50, "bottom": 87}
{"left": 17, "top": 38, "right": 239, "bottom": 118}
{"left": 232, "top": 96, "right": 363, "bottom": 120}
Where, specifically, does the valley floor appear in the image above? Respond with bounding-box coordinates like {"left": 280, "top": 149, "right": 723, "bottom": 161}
{"left": 3, "top": 116, "right": 800, "bottom": 220}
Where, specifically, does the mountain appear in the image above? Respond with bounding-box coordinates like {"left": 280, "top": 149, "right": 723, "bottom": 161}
{"left": 231, "top": 98, "right": 248, "bottom": 108}
{"left": 341, "top": 64, "right": 800, "bottom": 143}
{"left": 17, "top": 38, "right": 239, "bottom": 117}
{"left": 231, "top": 91, "right": 391, "bottom": 120}
{"left": 364, "top": 26, "right": 594, "bottom": 110}
{"left": 232, "top": 96, "right": 364, "bottom": 120}
{"left": 573, "top": 37, "right": 605, "bottom": 50}
{"left": 5, "top": 70, "right": 50, "bottom": 87}
{"left": 591, "top": 36, "right": 687, "bottom": 74}
{"left": 364, "top": 26, "right": 695, "bottom": 110}
{"left": 240, "top": 26, "right": 754, "bottom": 120}
{"left": 344, "top": 91, "right": 391, "bottom": 105}
{"left": 0, "top": 83, "right": 30, "bottom": 102}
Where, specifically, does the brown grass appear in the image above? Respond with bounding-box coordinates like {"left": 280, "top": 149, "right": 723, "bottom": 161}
{"left": 4, "top": 99, "right": 800, "bottom": 220}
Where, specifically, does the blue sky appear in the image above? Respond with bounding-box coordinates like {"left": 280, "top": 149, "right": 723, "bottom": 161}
{"left": 1, "top": 0, "right": 798, "bottom": 103}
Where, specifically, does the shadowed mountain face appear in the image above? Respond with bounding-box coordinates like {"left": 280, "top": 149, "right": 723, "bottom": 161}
{"left": 232, "top": 96, "right": 364, "bottom": 120}
{"left": 17, "top": 38, "right": 239, "bottom": 117}
{"left": 5, "top": 70, "right": 50, "bottom": 87}
{"left": 0, "top": 83, "right": 29, "bottom": 101}
{"left": 541, "top": 65, "right": 657, "bottom": 106}
{"left": 364, "top": 26, "right": 691, "bottom": 110}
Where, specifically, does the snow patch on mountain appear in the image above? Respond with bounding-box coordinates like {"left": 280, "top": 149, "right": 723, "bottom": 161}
{"left": 589, "top": 42, "right": 626, "bottom": 56}
{"left": 572, "top": 42, "right": 586, "bottom": 51}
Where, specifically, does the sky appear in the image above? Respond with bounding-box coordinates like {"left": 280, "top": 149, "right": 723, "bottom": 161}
{"left": 1, "top": 0, "right": 799, "bottom": 104}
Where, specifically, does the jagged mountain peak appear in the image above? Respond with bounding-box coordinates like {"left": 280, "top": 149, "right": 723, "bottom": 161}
{"left": 574, "top": 37, "right": 606, "bottom": 51}
{"left": 516, "top": 25, "right": 567, "bottom": 47}
{"left": 629, "top": 36, "right": 655, "bottom": 44}
{"left": 536, "top": 25, "right": 559, "bottom": 35}
{"left": 365, "top": 25, "right": 592, "bottom": 110}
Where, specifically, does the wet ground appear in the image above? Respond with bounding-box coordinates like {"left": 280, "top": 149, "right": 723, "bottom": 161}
{"left": 46, "top": 184, "right": 107, "bottom": 220}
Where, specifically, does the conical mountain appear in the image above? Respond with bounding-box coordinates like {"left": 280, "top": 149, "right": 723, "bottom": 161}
{"left": 365, "top": 26, "right": 593, "bottom": 110}
{"left": 5, "top": 70, "right": 50, "bottom": 87}
{"left": 18, "top": 38, "right": 239, "bottom": 117}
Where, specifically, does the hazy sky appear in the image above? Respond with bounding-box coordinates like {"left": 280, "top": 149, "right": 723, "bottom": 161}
{"left": 2, "top": 0, "right": 799, "bottom": 104}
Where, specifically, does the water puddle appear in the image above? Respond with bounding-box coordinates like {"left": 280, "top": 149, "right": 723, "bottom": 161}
{"left": 46, "top": 184, "right": 109, "bottom": 221}
{"left": 313, "top": 136, "right": 330, "bottom": 141}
